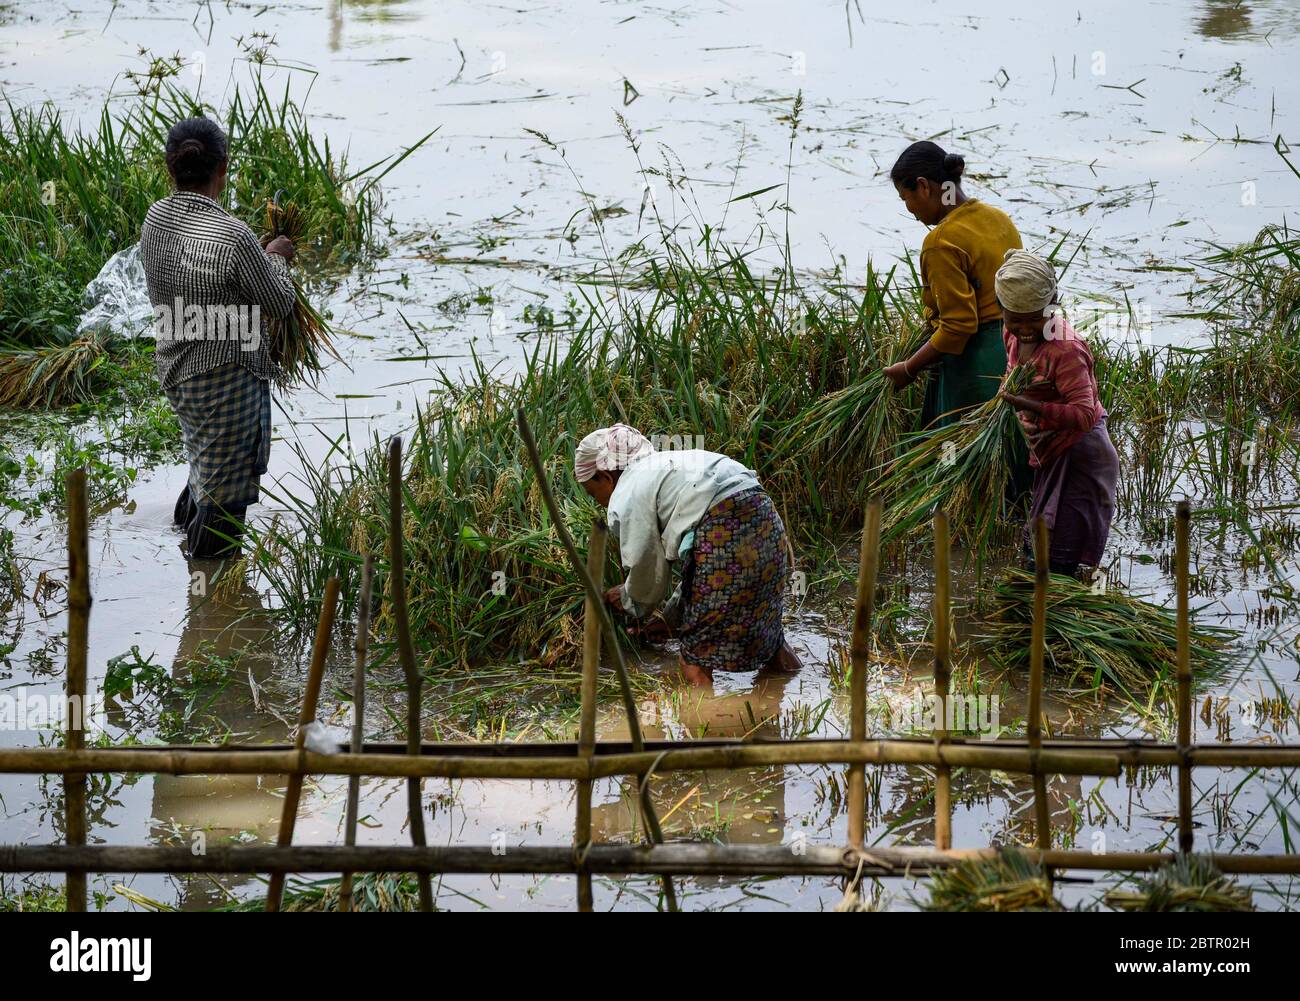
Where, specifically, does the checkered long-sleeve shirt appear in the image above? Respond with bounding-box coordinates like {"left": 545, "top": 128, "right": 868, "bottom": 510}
{"left": 139, "top": 191, "right": 295, "bottom": 388}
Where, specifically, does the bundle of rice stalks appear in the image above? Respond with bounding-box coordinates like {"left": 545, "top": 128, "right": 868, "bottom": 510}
{"left": 224, "top": 872, "right": 426, "bottom": 912}
{"left": 261, "top": 198, "right": 340, "bottom": 386}
{"left": 921, "top": 848, "right": 1062, "bottom": 912}
{"left": 871, "top": 364, "right": 1033, "bottom": 556}
{"left": 980, "top": 568, "right": 1236, "bottom": 700}
{"left": 1104, "top": 855, "right": 1254, "bottom": 912}
{"left": 0, "top": 332, "right": 109, "bottom": 408}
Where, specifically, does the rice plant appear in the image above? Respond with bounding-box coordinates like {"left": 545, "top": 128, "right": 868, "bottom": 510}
{"left": 921, "top": 849, "right": 1062, "bottom": 912}
{"left": 0, "top": 68, "right": 430, "bottom": 404}
{"left": 261, "top": 198, "right": 341, "bottom": 385}
{"left": 870, "top": 365, "right": 1034, "bottom": 559}
{"left": 979, "top": 568, "right": 1237, "bottom": 701}
{"left": 1104, "top": 855, "right": 1254, "bottom": 912}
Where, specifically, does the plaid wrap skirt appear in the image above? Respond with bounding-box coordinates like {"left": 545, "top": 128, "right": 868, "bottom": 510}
{"left": 164, "top": 362, "right": 270, "bottom": 510}
{"left": 678, "top": 487, "right": 789, "bottom": 672}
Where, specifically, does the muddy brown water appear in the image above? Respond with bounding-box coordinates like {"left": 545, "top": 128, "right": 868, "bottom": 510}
{"left": 2, "top": 0, "right": 1299, "bottom": 910}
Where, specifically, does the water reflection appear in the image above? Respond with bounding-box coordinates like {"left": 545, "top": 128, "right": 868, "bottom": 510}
{"left": 1195, "top": 0, "right": 1300, "bottom": 39}
{"left": 150, "top": 557, "right": 290, "bottom": 909}
{"left": 592, "top": 672, "right": 793, "bottom": 847}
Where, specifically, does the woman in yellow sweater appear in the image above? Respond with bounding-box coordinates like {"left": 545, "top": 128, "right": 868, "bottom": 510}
{"left": 883, "top": 141, "right": 1023, "bottom": 431}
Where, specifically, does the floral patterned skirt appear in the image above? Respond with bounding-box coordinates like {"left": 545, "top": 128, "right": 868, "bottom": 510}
{"left": 679, "top": 487, "right": 788, "bottom": 672}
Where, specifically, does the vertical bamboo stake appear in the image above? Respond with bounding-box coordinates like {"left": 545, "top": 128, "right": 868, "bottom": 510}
{"left": 266, "top": 575, "right": 339, "bottom": 911}
{"left": 576, "top": 522, "right": 607, "bottom": 912}
{"left": 515, "top": 409, "right": 677, "bottom": 911}
{"left": 847, "top": 499, "right": 882, "bottom": 850}
{"left": 1175, "top": 499, "right": 1193, "bottom": 855}
{"left": 932, "top": 511, "right": 952, "bottom": 851}
{"left": 64, "top": 469, "right": 90, "bottom": 912}
{"left": 339, "top": 553, "right": 373, "bottom": 912}
{"left": 388, "top": 438, "right": 435, "bottom": 912}
{"left": 1028, "top": 517, "right": 1050, "bottom": 851}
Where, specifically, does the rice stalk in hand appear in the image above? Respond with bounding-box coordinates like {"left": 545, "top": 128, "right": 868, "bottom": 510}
{"left": 871, "top": 364, "right": 1034, "bottom": 558}
{"left": 0, "top": 332, "right": 109, "bottom": 408}
{"left": 1104, "top": 855, "right": 1253, "bottom": 912}
{"left": 979, "top": 568, "right": 1236, "bottom": 701}
{"left": 261, "top": 198, "right": 340, "bottom": 386}
{"left": 921, "top": 849, "right": 1062, "bottom": 912}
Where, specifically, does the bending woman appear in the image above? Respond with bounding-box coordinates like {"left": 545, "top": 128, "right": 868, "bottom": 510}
{"left": 575, "top": 425, "right": 801, "bottom": 687}
{"left": 883, "top": 141, "right": 1023, "bottom": 429}
{"left": 995, "top": 250, "right": 1120, "bottom": 579}
{"left": 139, "top": 117, "right": 297, "bottom": 559}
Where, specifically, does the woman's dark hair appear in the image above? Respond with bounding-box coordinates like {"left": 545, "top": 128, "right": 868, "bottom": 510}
{"left": 165, "top": 117, "right": 228, "bottom": 187}
{"left": 890, "top": 140, "right": 965, "bottom": 191}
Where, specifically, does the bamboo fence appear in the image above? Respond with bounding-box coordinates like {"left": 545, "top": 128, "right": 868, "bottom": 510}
{"left": 2, "top": 457, "right": 1298, "bottom": 912}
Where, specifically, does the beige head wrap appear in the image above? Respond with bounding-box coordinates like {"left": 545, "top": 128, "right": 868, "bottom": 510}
{"left": 574, "top": 424, "right": 655, "bottom": 483}
{"left": 995, "top": 249, "right": 1059, "bottom": 313}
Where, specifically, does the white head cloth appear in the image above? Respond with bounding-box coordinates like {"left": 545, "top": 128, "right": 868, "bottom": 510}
{"left": 574, "top": 424, "right": 655, "bottom": 483}
{"left": 995, "top": 248, "right": 1059, "bottom": 313}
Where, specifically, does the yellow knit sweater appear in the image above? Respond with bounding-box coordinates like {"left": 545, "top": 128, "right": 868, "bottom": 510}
{"left": 920, "top": 199, "right": 1022, "bottom": 354}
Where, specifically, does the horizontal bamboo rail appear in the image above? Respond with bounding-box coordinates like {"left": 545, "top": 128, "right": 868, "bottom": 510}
{"left": 7, "top": 739, "right": 1300, "bottom": 774}
{"left": 4, "top": 845, "right": 1300, "bottom": 878}
{"left": 0, "top": 742, "right": 1126, "bottom": 779}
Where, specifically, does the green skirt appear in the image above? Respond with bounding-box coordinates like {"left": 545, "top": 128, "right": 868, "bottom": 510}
{"left": 920, "top": 318, "right": 1033, "bottom": 502}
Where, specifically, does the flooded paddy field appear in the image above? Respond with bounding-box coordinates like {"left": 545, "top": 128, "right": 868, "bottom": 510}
{"left": 2, "top": 0, "right": 1299, "bottom": 911}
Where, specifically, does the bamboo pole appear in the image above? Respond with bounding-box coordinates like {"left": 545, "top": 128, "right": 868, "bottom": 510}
{"left": 0, "top": 742, "right": 1128, "bottom": 780}
{"left": 514, "top": 409, "right": 677, "bottom": 911}
{"left": 388, "top": 438, "right": 434, "bottom": 912}
{"left": 9, "top": 739, "right": 1299, "bottom": 771}
{"left": 576, "top": 522, "right": 607, "bottom": 912}
{"left": 23, "top": 736, "right": 1300, "bottom": 767}
{"left": 266, "top": 576, "right": 340, "bottom": 912}
{"left": 1028, "top": 517, "right": 1050, "bottom": 851}
{"left": 933, "top": 511, "right": 952, "bottom": 850}
{"left": 1175, "top": 499, "right": 1194, "bottom": 855}
{"left": 64, "top": 469, "right": 90, "bottom": 912}
{"left": 8, "top": 844, "right": 1300, "bottom": 878}
{"left": 847, "top": 499, "right": 882, "bottom": 849}
{"left": 339, "top": 553, "right": 373, "bottom": 912}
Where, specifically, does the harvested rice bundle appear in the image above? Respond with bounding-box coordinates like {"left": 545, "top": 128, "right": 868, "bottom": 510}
{"left": 980, "top": 568, "right": 1235, "bottom": 700}
{"left": 261, "top": 198, "right": 340, "bottom": 386}
{"left": 1104, "top": 855, "right": 1254, "bottom": 912}
{"left": 871, "top": 364, "right": 1034, "bottom": 556}
{"left": 921, "top": 848, "right": 1062, "bottom": 912}
{"left": 225, "top": 872, "right": 424, "bottom": 912}
{"left": 0, "top": 332, "right": 109, "bottom": 408}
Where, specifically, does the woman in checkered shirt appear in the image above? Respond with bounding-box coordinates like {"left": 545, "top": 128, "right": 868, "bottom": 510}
{"left": 140, "top": 117, "right": 296, "bottom": 560}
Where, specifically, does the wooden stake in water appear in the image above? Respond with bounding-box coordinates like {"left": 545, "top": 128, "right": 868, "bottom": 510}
{"left": 339, "top": 553, "right": 373, "bottom": 912}
{"left": 576, "top": 522, "right": 607, "bottom": 912}
{"left": 1028, "top": 517, "right": 1050, "bottom": 851}
{"left": 266, "top": 575, "right": 339, "bottom": 911}
{"left": 1175, "top": 500, "right": 1193, "bottom": 855}
{"left": 388, "top": 437, "right": 435, "bottom": 912}
{"left": 64, "top": 469, "right": 90, "bottom": 912}
{"left": 933, "top": 511, "right": 952, "bottom": 851}
{"left": 514, "top": 408, "right": 677, "bottom": 911}
{"left": 848, "top": 499, "right": 882, "bottom": 849}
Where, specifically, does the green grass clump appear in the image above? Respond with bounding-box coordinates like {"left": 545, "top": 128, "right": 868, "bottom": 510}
{"left": 0, "top": 69, "right": 430, "bottom": 405}
{"left": 921, "top": 849, "right": 1062, "bottom": 912}
{"left": 979, "top": 568, "right": 1236, "bottom": 701}
{"left": 246, "top": 248, "right": 925, "bottom": 670}
{"left": 1104, "top": 855, "right": 1254, "bottom": 912}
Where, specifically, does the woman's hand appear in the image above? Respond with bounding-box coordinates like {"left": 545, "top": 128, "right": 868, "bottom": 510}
{"left": 603, "top": 585, "right": 624, "bottom": 611}
{"left": 883, "top": 361, "right": 914, "bottom": 389}
{"left": 265, "top": 235, "right": 296, "bottom": 262}
{"left": 999, "top": 390, "right": 1040, "bottom": 413}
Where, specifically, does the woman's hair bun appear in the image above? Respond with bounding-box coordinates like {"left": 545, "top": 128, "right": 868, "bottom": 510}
{"left": 165, "top": 117, "right": 229, "bottom": 186}
{"left": 942, "top": 152, "right": 965, "bottom": 180}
